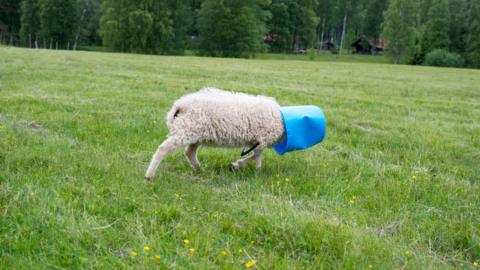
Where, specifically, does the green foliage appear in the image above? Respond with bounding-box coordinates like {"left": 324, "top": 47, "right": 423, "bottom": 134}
{"left": 19, "top": 0, "right": 41, "bottom": 46}
{"left": 423, "top": 49, "right": 465, "bottom": 67}
{"left": 421, "top": 0, "right": 450, "bottom": 57}
{"left": 363, "top": 0, "right": 389, "bottom": 40}
{"left": 382, "top": 0, "right": 417, "bottom": 64}
{"left": 38, "top": 0, "right": 79, "bottom": 48}
{"left": 466, "top": 0, "right": 480, "bottom": 68}
{"left": 79, "top": 0, "right": 102, "bottom": 46}
{"left": 99, "top": 0, "right": 174, "bottom": 54}
{"left": 198, "top": 0, "right": 269, "bottom": 57}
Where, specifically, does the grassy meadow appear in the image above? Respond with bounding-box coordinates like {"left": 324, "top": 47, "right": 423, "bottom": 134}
{"left": 0, "top": 47, "right": 479, "bottom": 269}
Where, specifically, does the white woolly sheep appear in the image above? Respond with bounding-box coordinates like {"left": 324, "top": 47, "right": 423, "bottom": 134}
{"left": 145, "top": 87, "right": 285, "bottom": 180}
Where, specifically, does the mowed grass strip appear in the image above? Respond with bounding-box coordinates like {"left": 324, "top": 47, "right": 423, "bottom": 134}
{"left": 0, "top": 47, "right": 479, "bottom": 269}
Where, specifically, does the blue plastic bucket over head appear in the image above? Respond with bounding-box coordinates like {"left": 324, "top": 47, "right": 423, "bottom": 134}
{"left": 274, "top": 105, "right": 326, "bottom": 155}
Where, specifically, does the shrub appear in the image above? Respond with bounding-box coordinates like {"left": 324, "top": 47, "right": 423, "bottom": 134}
{"left": 423, "top": 49, "right": 465, "bottom": 68}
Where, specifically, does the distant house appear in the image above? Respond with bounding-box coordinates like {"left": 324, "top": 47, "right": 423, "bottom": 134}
{"left": 352, "top": 36, "right": 384, "bottom": 55}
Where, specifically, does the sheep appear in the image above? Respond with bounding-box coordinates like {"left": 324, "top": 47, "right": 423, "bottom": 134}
{"left": 145, "top": 87, "right": 285, "bottom": 180}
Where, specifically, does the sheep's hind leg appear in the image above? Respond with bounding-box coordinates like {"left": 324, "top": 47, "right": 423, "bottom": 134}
{"left": 230, "top": 148, "right": 264, "bottom": 171}
{"left": 185, "top": 143, "right": 200, "bottom": 170}
{"left": 145, "top": 137, "right": 183, "bottom": 181}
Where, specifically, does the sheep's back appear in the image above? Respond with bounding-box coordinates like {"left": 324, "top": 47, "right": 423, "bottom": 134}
{"left": 167, "top": 88, "right": 285, "bottom": 147}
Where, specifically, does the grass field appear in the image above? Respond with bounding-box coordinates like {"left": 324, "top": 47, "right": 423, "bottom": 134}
{"left": 1, "top": 47, "right": 479, "bottom": 269}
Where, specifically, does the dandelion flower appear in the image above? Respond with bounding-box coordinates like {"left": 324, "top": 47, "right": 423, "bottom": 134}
{"left": 285, "top": 177, "right": 289, "bottom": 182}
{"left": 368, "top": 264, "right": 373, "bottom": 269}
{"left": 404, "top": 251, "right": 410, "bottom": 256}
{"left": 183, "top": 239, "right": 190, "bottom": 245}
{"left": 30, "top": 192, "right": 35, "bottom": 198}
{"left": 131, "top": 250, "right": 138, "bottom": 257}
{"left": 221, "top": 250, "right": 228, "bottom": 256}
{"left": 411, "top": 175, "right": 417, "bottom": 181}
{"left": 245, "top": 259, "right": 257, "bottom": 268}
{"left": 175, "top": 193, "right": 182, "bottom": 200}
{"left": 143, "top": 246, "right": 150, "bottom": 251}
{"left": 473, "top": 261, "right": 478, "bottom": 267}
{"left": 238, "top": 248, "right": 243, "bottom": 254}
{"left": 276, "top": 181, "right": 280, "bottom": 186}
{"left": 250, "top": 240, "right": 255, "bottom": 244}
{"left": 155, "top": 255, "right": 161, "bottom": 261}
{"left": 188, "top": 248, "right": 195, "bottom": 254}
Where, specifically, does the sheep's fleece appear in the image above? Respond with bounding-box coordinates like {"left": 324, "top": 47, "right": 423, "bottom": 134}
{"left": 167, "top": 87, "right": 285, "bottom": 147}
{"left": 145, "top": 87, "right": 285, "bottom": 180}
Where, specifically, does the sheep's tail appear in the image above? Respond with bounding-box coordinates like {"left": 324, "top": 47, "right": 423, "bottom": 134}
{"left": 166, "top": 104, "right": 182, "bottom": 129}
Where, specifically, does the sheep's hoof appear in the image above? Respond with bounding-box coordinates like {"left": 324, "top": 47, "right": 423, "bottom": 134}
{"left": 229, "top": 163, "right": 239, "bottom": 172}
{"left": 145, "top": 176, "right": 152, "bottom": 182}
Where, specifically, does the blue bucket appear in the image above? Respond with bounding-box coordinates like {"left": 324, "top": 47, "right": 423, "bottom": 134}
{"left": 274, "top": 105, "right": 327, "bottom": 155}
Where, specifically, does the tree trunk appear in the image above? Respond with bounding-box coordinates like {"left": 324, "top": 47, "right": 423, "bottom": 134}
{"left": 0, "top": 31, "right": 3, "bottom": 45}
{"left": 35, "top": 37, "right": 38, "bottom": 49}
{"left": 56, "top": 41, "right": 58, "bottom": 50}
{"left": 29, "top": 34, "right": 32, "bottom": 48}
{"left": 9, "top": 33, "right": 14, "bottom": 46}
{"left": 50, "top": 38, "right": 53, "bottom": 49}
{"left": 339, "top": 14, "right": 347, "bottom": 55}
{"left": 320, "top": 19, "right": 325, "bottom": 50}
{"left": 73, "top": 4, "right": 88, "bottom": 51}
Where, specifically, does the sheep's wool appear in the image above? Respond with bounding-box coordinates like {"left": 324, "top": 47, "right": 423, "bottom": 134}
{"left": 166, "top": 88, "right": 285, "bottom": 147}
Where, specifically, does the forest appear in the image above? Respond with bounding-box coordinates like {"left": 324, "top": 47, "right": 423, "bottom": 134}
{"left": 0, "top": 0, "right": 479, "bottom": 68}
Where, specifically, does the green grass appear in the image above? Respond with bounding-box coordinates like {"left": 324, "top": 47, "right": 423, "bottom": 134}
{"left": 1, "top": 47, "right": 479, "bottom": 269}
{"left": 256, "top": 52, "right": 389, "bottom": 64}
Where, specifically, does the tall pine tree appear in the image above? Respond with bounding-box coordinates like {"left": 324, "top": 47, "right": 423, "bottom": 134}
{"left": 382, "top": 0, "right": 416, "bottom": 64}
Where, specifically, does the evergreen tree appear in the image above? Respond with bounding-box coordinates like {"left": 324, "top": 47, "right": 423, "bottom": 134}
{"left": 20, "top": 0, "right": 41, "bottom": 47}
{"left": 420, "top": 0, "right": 450, "bottom": 60}
{"left": 382, "top": 0, "right": 416, "bottom": 64}
{"left": 39, "top": 0, "right": 79, "bottom": 48}
{"left": 0, "top": 0, "right": 21, "bottom": 44}
{"left": 466, "top": 0, "right": 480, "bottom": 68}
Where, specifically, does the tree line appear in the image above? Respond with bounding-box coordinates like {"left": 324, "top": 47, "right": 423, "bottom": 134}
{"left": 0, "top": 0, "right": 479, "bottom": 68}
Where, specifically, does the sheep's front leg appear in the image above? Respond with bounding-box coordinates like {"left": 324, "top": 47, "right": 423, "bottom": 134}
{"left": 230, "top": 148, "right": 264, "bottom": 171}
{"left": 145, "top": 137, "right": 182, "bottom": 181}
{"left": 185, "top": 143, "right": 200, "bottom": 170}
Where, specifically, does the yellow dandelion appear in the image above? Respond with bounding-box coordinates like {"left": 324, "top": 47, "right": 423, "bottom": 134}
{"left": 411, "top": 175, "right": 417, "bottom": 181}
{"left": 250, "top": 240, "right": 255, "bottom": 244}
{"left": 143, "top": 245, "right": 150, "bottom": 251}
{"left": 285, "top": 177, "right": 289, "bottom": 182}
{"left": 245, "top": 259, "right": 257, "bottom": 268}
{"left": 131, "top": 250, "right": 138, "bottom": 257}
{"left": 175, "top": 193, "right": 182, "bottom": 200}
{"left": 155, "top": 255, "right": 161, "bottom": 261}
{"left": 276, "top": 181, "right": 280, "bottom": 186}
{"left": 473, "top": 261, "right": 478, "bottom": 267}
{"left": 183, "top": 239, "right": 190, "bottom": 245}
{"left": 238, "top": 248, "right": 243, "bottom": 254}
{"left": 348, "top": 199, "right": 355, "bottom": 205}
{"left": 221, "top": 250, "right": 228, "bottom": 256}
{"left": 368, "top": 264, "right": 373, "bottom": 269}
{"left": 404, "top": 251, "right": 410, "bottom": 256}
{"left": 188, "top": 248, "right": 195, "bottom": 254}
{"left": 30, "top": 192, "right": 36, "bottom": 198}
